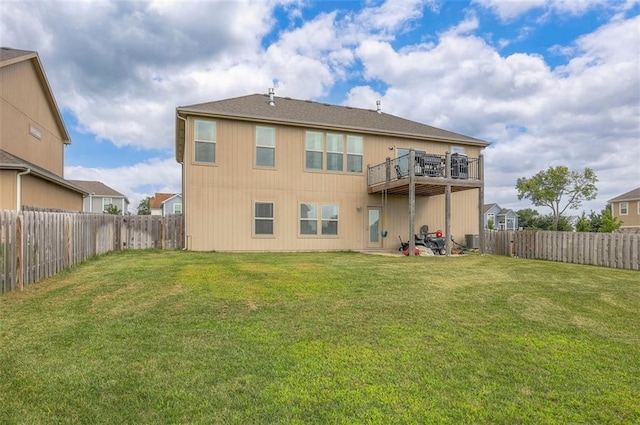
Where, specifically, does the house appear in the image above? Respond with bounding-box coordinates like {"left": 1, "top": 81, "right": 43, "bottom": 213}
{"left": 149, "top": 193, "right": 182, "bottom": 216}
{"left": 565, "top": 215, "right": 581, "bottom": 231}
{"left": 68, "top": 180, "right": 130, "bottom": 214}
{"left": 608, "top": 187, "right": 640, "bottom": 234}
{"left": 483, "top": 203, "right": 519, "bottom": 230}
{"left": 175, "top": 91, "right": 490, "bottom": 252}
{"left": 0, "top": 47, "right": 86, "bottom": 211}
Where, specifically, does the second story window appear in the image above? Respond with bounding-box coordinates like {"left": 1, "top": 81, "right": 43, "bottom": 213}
{"left": 346, "top": 135, "right": 363, "bottom": 173}
{"left": 305, "top": 131, "right": 363, "bottom": 173}
{"left": 103, "top": 197, "right": 113, "bottom": 212}
{"left": 326, "top": 134, "right": 344, "bottom": 171}
{"left": 256, "top": 126, "right": 275, "bottom": 167}
{"left": 305, "top": 131, "right": 323, "bottom": 170}
{"left": 620, "top": 202, "right": 628, "bottom": 215}
{"left": 194, "top": 119, "right": 216, "bottom": 164}
{"left": 173, "top": 203, "right": 182, "bottom": 214}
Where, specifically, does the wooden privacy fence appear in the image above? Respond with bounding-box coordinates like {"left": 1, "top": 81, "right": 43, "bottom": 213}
{"left": 484, "top": 229, "right": 639, "bottom": 270}
{"left": 1, "top": 211, "right": 183, "bottom": 294}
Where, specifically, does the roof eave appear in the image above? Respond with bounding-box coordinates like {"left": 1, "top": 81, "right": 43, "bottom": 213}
{"left": 0, "top": 163, "right": 88, "bottom": 195}
{"left": 175, "top": 108, "right": 491, "bottom": 148}
{"left": 31, "top": 54, "right": 72, "bottom": 144}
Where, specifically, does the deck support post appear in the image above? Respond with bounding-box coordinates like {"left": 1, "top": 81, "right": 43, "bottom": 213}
{"left": 445, "top": 184, "right": 451, "bottom": 256}
{"left": 478, "top": 154, "right": 485, "bottom": 254}
{"left": 408, "top": 149, "right": 416, "bottom": 256}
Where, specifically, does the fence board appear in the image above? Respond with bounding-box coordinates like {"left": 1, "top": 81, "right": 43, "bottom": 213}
{"left": 485, "top": 229, "right": 640, "bottom": 270}
{"left": 0, "top": 212, "right": 184, "bottom": 294}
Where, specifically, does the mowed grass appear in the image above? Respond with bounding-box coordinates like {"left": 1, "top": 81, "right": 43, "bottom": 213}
{"left": 0, "top": 251, "right": 638, "bottom": 424}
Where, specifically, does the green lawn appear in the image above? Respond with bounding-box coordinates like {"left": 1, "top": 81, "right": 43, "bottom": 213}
{"left": 0, "top": 251, "right": 638, "bottom": 424}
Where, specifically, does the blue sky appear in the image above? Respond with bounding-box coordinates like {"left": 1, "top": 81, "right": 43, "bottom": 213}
{"left": 2, "top": 0, "right": 639, "bottom": 213}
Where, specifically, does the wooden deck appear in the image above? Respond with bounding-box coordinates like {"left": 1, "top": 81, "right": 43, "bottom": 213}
{"left": 367, "top": 151, "right": 483, "bottom": 195}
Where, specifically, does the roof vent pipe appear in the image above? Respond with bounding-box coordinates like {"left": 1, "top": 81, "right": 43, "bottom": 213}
{"left": 376, "top": 100, "right": 381, "bottom": 114}
{"left": 268, "top": 88, "right": 275, "bottom": 106}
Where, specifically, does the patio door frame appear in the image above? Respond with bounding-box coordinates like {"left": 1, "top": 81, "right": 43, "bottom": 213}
{"left": 366, "top": 206, "right": 383, "bottom": 249}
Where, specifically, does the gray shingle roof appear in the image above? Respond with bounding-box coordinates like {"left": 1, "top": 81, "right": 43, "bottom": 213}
{"left": 0, "top": 47, "right": 36, "bottom": 65}
{"left": 176, "top": 93, "right": 490, "bottom": 162}
{"left": 68, "top": 180, "right": 127, "bottom": 199}
{"left": 0, "top": 150, "right": 88, "bottom": 195}
{"left": 608, "top": 187, "right": 640, "bottom": 202}
{"left": 483, "top": 203, "right": 498, "bottom": 213}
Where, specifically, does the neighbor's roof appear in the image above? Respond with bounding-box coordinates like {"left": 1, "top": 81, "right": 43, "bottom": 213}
{"left": 608, "top": 187, "right": 640, "bottom": 202}
{"left": 175, "top": 93, "right": 490, "bottom": 162}
{"left": 0, "top": 47, "right": 71, "bottom": 144}
{"left": 68, "top": 180, "right": 129, "bottom": 202}
{"left": 150, "top": 193, "right": 178, "bottom": 209}
{"left": 0, "top": 150, "right": 88, "bottom": 195}
{"left": 483, "top": 203, "right": 498, "bottom": 213}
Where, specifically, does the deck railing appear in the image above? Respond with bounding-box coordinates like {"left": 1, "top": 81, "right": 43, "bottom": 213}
{"left": 368, "top": 152, "right": 481, "bottom": 187}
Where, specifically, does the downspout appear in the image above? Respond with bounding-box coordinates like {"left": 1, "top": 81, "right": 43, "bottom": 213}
{"left": 177, "top": 113, "right": 188, "bottom": 250}
{"left": 16, "top": 168, "right": 31, "bottom": 211}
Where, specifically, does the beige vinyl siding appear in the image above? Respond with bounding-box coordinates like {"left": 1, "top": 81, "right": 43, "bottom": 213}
{"left": 0, "top": 59, "right": 65, "bottom": 176}
{"left": 183, "top": 116, "right": 482, "bottom": 251}
{"left": 21, "top": 175, "right": 83, "bottom": 211}
{"left": 0, "top": 169, "right": 18, "bottom": 210}
{"left": 613, "top": 200, "right": 640, "bottom": 228}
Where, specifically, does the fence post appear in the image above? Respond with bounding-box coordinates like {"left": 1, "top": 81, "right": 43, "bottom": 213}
{"left": 15, "top": 214, "right": 23, "bottom": 291}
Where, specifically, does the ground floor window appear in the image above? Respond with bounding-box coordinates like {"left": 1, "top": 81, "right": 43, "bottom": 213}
{"left": 300, "top": 203, "right": 339, "bottom": 236}
{"left": 254, "top": 202, "right": 274, "bottom": 236}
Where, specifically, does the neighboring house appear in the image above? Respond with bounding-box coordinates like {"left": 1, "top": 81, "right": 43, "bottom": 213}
{"left": 175, "top": 92, "right": 490, "bottom": 252}
{"left": 483, "top": 203, "right": 519, "bottom": 230}
{"left": 566, "top": 215, "right": 580, "bottom": 231}
{"left": 0, "top": 47, "right": 86, "bottom": 211}
{"left": 149, "top": 193, "right": 182, "bottom": 216}
{"left": 68, "top": 180, "right": 130, "bottom": 214}
{"left": 608, "top": 187, "right": 640, "bottom": 234}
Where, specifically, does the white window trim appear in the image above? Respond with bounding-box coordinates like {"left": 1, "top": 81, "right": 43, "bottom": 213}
{"left": 255, "top": 126, "right": 276, "bottom": 168}
{"left": 620, "top": 202, "right": 628, "bottom": 215}
{"left": 254, "top": 201, "right": 275, "bottom": 237}
{"left": 304, "top": 131, "right": 363, "bottom": 174}
{"left": 346, "top": 135, "right": 363, "bottom": 173}
{"left": 173, "top": 203, "right": 182, "bottom": 214}
{"left": 194, "top": 119, "right": 216, "bottom": 165}
{"left": 102, "top": 197, "right": 113, "bottom": 211}
{"left": 299, "top": 202, "right": 339, "bottom": 237}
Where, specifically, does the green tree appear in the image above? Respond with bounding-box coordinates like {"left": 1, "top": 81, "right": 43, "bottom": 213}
{"left": 137, "top": 197, "right": 151, "bottom": 215}
{"left": 516, "top": 208, "right": 540, "bottom": 230}
{"left": 516, "top": 166, "right": 598, "bottom": 230}
{"left": 487, "top": 218, "right": 494, "bottom": 230}
{"left": 576, "top": 204, "right": 618, "bottom": 233}
{"left": 104, "top": 204, "right": 122, "bottom": 215}
{"left": 599, "top": 208, "right": 622, "bottom": 233}
{"left": 575, "top": 211, "right": 592, "bottom": 232}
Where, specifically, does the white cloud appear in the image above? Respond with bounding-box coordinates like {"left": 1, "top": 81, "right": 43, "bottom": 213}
{"left": 473, "top": 0, "right": 615, "bottom": 22}
{"left": 2, "top": 0, "right": 638, "bottom": 215}
{"left": 349, "top": 13, "right": 639, "bottom": 212}
{"left": 473, "top": 0, "right": 546, "bottom": 21}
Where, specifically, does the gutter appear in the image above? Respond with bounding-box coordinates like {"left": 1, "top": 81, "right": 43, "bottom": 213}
{"left": 16, "top": 168, "right": 31, "bottom": 211}
{"left": 176, "top": 113, "right": 188, "bottom": 250}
